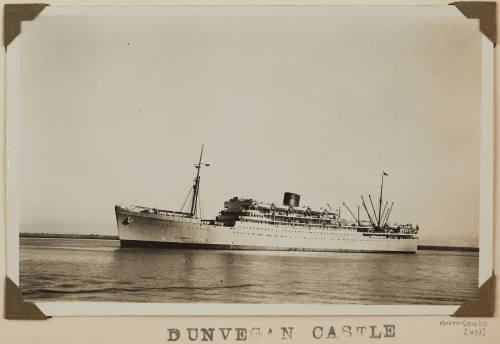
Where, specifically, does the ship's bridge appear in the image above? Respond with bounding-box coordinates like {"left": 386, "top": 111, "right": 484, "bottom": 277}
{"left": 216, "top": 195, "right": 340, "bottom": 227}
{"left": 223, "top": 197, "right": 257, "bottom": 210}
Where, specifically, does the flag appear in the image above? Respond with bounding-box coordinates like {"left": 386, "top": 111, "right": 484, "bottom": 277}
{"left": 383, "top": 171, "right": 388, "bottom": 176}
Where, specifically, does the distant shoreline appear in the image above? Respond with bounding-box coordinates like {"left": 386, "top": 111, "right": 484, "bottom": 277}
{"left": 416, "top": 245, "right": 478, "bottom": 252}
{"left": 19, "top": 233, "right": 479, "bottom": 252}
{"left": 20, "top": 233, "right": 119, "bottom": 240}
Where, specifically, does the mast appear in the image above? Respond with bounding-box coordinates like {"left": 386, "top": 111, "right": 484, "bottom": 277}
{"left": 378, "top": 171, "right": 388, "bottom": 225}
{"left": 190, "top": 144, "right": 209, "bottom": 218}
{"left": 343, "top": 202, "right": 360, "bottom": 225}
{"left": 361, "top": 196, "right": 376, "bottom": 228}
{"left": 380, "top": 201, "right": 388, "bottom": 227}
{"left": 368, "top": 194, "right": 379, "bottom": 227}
{"left": 382, "top": 201, "right": 394, "bottom": 227}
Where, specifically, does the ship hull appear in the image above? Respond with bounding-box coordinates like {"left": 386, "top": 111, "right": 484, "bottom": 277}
{"left": 119, "top": 240, "right": 416, "bottom": 253}
{"left": 116, "top": 208, "right": 418, "bottom": 253}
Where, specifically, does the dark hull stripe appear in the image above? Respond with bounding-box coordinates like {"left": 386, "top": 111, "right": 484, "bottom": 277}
{"left": 120, "top": 240, "right": 416, "bottom": 254}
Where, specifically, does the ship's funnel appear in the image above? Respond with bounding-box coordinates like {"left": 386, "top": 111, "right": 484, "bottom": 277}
{"left": 283, "top": 192, "right": 301, "bottom": 207}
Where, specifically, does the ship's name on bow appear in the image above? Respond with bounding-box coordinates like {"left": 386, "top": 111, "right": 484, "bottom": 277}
{"left": 166, "top": 324, "right": 396, "bottom": 341}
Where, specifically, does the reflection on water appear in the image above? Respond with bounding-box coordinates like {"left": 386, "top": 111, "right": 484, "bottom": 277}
{"left": 19, "top": 238, "right": 479, "bottom": 304}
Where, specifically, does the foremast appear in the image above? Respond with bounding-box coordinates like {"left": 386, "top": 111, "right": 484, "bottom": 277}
{"left": 189, "top": 144, "right": 210, "bottom": 218}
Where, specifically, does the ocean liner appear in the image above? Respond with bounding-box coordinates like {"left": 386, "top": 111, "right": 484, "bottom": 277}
{"left": 115, "top": 145, "right": 419, "bottom": 253}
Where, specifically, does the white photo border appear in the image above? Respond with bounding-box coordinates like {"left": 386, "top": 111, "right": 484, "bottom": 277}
{"left": 5, "top": 4, "right": 494, "bottom": 316}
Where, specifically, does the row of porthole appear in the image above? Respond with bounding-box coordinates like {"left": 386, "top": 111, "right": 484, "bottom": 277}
{"left": 239, "top": 222, "right": 351, "bottom": 231}
{"left": 239, "top": 222, "right": 353, "bottom": 230}
{"left": 160, "top": 224, "right": 408, "bottom": 242}
{"left": 240, "top": 220, "right": 337, "bottom": 227}
{"left": 237, "top": 225, "right": 357, "bottom": 236}
{"left": 232, "top": 232, "right": 393, "bottom": 242}
{"left": 166, "top": 226, "right": 408, "bottom": 244}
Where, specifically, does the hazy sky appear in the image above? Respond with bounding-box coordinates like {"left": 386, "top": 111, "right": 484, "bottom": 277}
{"left": 18, "top": 8, "right": 482, "bottom": 246}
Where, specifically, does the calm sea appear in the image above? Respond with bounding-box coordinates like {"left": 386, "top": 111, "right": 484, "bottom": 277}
{"left": 19, "top": 237, "right": 478, "bottom": 304}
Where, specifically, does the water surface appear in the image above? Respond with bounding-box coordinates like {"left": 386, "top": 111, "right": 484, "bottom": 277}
{"left": 20, "top": 237, "right": 479, "bottom": 304}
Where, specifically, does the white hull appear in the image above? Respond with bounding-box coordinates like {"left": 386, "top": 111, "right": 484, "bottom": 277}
{"left": 116, "top": 207, "right": 418, "bottom": 253}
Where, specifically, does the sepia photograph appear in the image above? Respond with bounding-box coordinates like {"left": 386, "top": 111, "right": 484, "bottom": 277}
{"left": 4, "top": 5, "right": 494, "bottom": 315}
